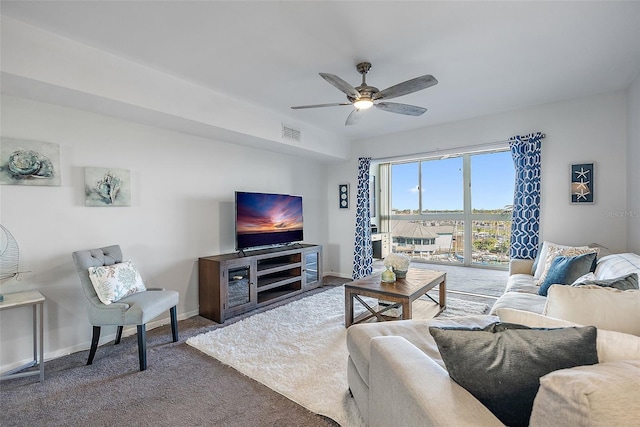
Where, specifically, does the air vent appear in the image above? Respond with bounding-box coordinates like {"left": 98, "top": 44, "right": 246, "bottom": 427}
{"left": 282, "top": 124, "right": 301, "bottom": 142}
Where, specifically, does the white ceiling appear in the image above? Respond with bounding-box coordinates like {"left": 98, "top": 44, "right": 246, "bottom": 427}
{"left": 1, "top": 1, "right": 639, "bottom": 141}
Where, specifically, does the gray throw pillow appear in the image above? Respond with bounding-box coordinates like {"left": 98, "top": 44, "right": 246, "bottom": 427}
{"left": 573, "top": 272, "right": 638, "bottom": 290}
{"left": 429, "top": 322, "right": 598, "bottom": 427}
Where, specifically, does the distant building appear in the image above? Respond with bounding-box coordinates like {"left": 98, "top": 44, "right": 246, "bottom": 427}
{"left": 389, "top": 220, "right": 455, "bottom": 257}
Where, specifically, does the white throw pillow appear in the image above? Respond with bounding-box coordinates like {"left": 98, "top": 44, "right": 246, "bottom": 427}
{"left": 543, "top": 285, "right": 640, "bottom": 336}
{"left": 530, "top": 360, "right": 640, "bottom": 427}
{"left": 87, "top": 260, "right": 147, "bottom": 305}
{"left": 536, "top": 245, "right": 598, "bottom": 286}
{"left": 572, "top": 272, "right": 596, "bottom": 285}
{"left": 594, "top": 253, "right": 640, "bottom": 280}
{"left": 496, "top": 308, "right": 640, "bottom": 362}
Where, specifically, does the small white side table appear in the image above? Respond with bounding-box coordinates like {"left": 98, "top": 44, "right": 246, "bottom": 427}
{"left": 0, "top": 290, "right": 45, "bottom": 382}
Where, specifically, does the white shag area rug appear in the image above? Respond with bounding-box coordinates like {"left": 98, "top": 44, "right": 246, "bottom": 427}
{"left": 187, "top": 285, "right": 489, "bottom": 427}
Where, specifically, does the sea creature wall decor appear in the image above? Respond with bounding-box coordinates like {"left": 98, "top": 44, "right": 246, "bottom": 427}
{"left": 0, "top": 138, "right": 61, "bottom": 186}
{"left": 571, "top": 163, "right": 594, "bottom": 204}
{"left": 84, "top": 167, "right": 131, "bottom": 207}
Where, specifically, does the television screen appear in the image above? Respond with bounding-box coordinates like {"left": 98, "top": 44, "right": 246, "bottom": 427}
{"left": 235, "top": 191, "right": 303, "bottom": 250}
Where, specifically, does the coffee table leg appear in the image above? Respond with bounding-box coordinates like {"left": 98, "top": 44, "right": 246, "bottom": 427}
{"left": 345, "top": 290, "right": 354, "bottom": 327}
{"left": 439, "top": 277, "right": 446, "bottom": 309}
{"left": 401, "top": 299, "right": 412, "bottom": 320}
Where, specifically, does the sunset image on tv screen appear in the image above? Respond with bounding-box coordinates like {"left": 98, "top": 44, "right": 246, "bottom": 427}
{"left": 235, "top": 192, "right": 303, "bottom": 249}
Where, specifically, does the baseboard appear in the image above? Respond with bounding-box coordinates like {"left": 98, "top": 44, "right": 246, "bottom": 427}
{"left": 323, "top": 272, "right": 352, "bottom": 280}
{"left": 0, "top": 308, "right": 201, "bottom": 375}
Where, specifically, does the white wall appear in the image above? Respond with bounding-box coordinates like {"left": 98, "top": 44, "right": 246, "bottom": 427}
{"left": 0, "top": 95, "right": 329, "bottom": 372}
{"left": 627, "top": 73, "right": 640, "bottom": 253}
{"left": 326, "top": 91, "right": 630, "bottom": 276}
{"left": 1, "top": 16, "right": 350, "bottom": 162}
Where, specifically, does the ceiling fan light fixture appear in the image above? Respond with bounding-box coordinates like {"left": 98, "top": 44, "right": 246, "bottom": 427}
{"left": 290, "top": 61, "right": 437, "bottom": 125}
{"left": 353, "top": 99, "right": 374, "bottom": 110}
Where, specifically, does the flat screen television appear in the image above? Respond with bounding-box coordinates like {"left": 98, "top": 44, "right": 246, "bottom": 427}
{"left": 235, "top": 191, "right": 303, "bottom": 250}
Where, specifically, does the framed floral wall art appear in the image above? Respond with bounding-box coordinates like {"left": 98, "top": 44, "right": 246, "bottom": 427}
{"left": 84, "top": 167, "right": 131, "bottom": 207}
{"left": 0, "top": 137, "right": 61, "bottom": 186}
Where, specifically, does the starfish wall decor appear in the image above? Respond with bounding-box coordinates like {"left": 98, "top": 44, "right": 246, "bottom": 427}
{"left": 570, "top": 163, "right": 594, "bottom": 203}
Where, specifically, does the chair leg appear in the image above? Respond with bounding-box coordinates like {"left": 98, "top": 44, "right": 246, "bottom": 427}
{"left": 137, "top": 324, "right": 147, "bottom": 371}
{"left": 87, "top": 326, "right": 101, "bottom": 365}
{"left": 115, "top": 326, "right": 124, "bottom": 345}
{"left": 170, "top": 306, "right": 179, "bottom": 342}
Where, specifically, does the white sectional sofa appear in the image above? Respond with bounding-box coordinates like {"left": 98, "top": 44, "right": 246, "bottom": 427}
{"left": 492, "top": 248, "right": 639, "bottom": 309}
{"left": 346, "top": 247, "right": 640, "bottom": 426}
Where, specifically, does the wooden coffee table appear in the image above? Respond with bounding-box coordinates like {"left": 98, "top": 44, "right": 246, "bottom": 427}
{"left": 344, "top": 269, "right": 446, "bottom": 327}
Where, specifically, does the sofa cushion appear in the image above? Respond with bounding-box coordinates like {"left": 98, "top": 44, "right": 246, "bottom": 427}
{"left": 544, "top": 285, "right": 640, "bottom": 336}
{"left": 573, "top": 272, "right": 638, "bottom": 290}
{"left": 369, "top": 336, "right": 504, "bottom": 427}
{"left": 496, "top": 308, "right": 640, "bottom": 363}
{"left": 529, "top": 360, "right": 640, "bottom": 427}
{"left": 594, "top": 253, "right": 640, "bottom": 280}
{"left": 87, "top": 260, "right": 147, "bottom": 305}
{"left": 345, "top": 316, "right": 497, "bottom": 387}
{"left": 504, "top": 273, "right": 539, "bottom": 294}
{"left": 489, "top": 291, "right": 547, "bottom": 315}
{"left": 430, "top": 322, "right": 598, "bottom": 427}
{"left": 538, "top": 252, "right": 597, "bottom": 296}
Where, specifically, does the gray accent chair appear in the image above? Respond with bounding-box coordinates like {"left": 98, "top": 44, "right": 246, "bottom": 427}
{"left": 72, "top": 245, "right": 179, "bottom": 371}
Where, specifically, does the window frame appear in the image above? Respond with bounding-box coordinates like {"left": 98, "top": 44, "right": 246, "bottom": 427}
{"left": 380, "top": 148, "right": 513, "bottom": 268}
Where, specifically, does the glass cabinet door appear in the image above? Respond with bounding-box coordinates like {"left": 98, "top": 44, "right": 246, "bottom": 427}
{"left": 227, "top": 265, "right": 251, "bottom": 308}
{"left": 304, "top": 252, "right": 319, "bottom": 285}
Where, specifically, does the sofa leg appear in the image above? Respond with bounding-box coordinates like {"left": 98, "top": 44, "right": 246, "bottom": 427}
{"left": 115, "top": 326, "right": 123, "bottom": 345}
{"left": 170, "top": 306, "right": 179, "bottom": 342}
{"left": 87, "top": 326, "right": 100, "bottom": 365}
{"left": 137, "top": 324, "right": 147, "bottom": 371}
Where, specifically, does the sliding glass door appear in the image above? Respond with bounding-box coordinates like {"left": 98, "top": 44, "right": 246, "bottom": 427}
{"left": 383, "top": 150, "right": 514, "bottom": 268}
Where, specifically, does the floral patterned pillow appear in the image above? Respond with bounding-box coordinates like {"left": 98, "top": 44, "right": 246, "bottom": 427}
{"left": 87, "top": 260, "right": 147, "bottom": 305}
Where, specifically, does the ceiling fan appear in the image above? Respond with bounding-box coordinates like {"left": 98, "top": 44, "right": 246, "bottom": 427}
{"left": 291, "top": 62, "right": 437, "bottom": 126}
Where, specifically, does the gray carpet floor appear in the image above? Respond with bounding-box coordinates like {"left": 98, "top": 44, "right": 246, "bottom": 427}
{"left": 1, "top": 266, "right": 506, "bottom": 427}
{"left": 0, "top": 286, "right": 342, "bottom": 427}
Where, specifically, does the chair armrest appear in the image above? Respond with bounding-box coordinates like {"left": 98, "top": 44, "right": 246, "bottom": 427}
{"left": 86, "top": 301, "right": 130, "bottom": 325}
{"left": 369, "top": 336, "right": 504, "bottom": 427}
{"left": 509, "top": 258, "right": 534, "bottom": 276}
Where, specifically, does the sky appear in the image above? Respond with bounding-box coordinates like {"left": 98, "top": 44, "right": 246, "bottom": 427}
{"left": 391, "top": 151, "right": 515, "bottom": 211}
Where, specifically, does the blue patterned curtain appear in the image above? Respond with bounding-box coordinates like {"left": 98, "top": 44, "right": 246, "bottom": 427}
{"left": 352, "top": 157, "right": 373, "bottom": 279}
{"left": 509, "top": 132, "right": 544, "bottom": 259}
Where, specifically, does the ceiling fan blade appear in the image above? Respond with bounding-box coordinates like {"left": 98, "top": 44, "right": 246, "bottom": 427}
{"left": 374, "top": 75, "right": 438, "bottom": 101}
{"left": 375, "top": 102, "right": 427, "bottom": 116}
{"left": 320, "top": 73, "right": 360, "bottom": 99}
{"left": 291, "top": 102, "right": 352, "bottom": 109}
{"left": 345, "top": 109, "right": 365, "bottom": 126}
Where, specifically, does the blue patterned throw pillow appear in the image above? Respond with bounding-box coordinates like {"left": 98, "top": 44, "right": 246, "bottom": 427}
{"left": 538, "top": 252, "right": 597, "bottom": 297}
